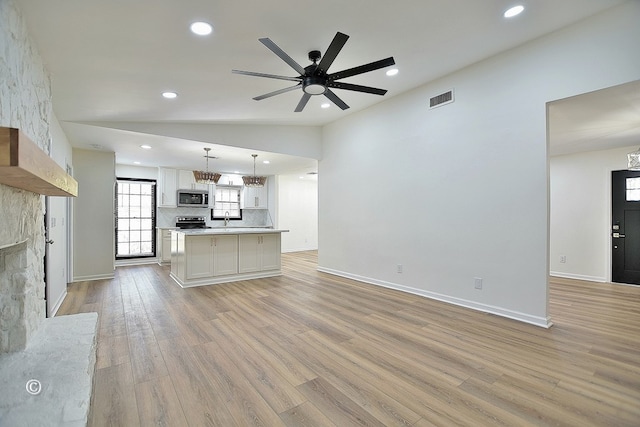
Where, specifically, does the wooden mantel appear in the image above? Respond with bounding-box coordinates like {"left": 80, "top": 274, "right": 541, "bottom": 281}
{"left": 0, "top": 127, "right": 77, "bottom": 197}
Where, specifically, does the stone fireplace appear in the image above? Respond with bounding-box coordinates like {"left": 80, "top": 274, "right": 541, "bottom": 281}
{"left": 0, "top": 240, "right": 45, "bottom": 353}
{"left": 0, "top": 1, "right": 97, "bottom": 424}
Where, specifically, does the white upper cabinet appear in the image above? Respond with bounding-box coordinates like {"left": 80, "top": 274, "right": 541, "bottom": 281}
{"left": 157, "top": 167, "right": 177, "bottom": 208}
{"left": 178, "top": 169, "right": 208, "bottom": 191}
{"left": 242, "top": 181, "right": 268, "bottom": 209}
{"left": 217, "top": 174, "right": 243, "bottom": 186}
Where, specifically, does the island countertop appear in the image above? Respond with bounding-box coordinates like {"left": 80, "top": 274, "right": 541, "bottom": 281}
{"left": 173, "top": 228, "right": 288, "bottom": 235}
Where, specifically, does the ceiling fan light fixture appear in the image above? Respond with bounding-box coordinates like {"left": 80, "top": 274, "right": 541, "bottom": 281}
{"left": 193, "top": 148, "right": 221, "bottom": 184}
{"left": 302, "top": 76, "right": 327, "bottom": 95}
{"left": 242, "top": 154, "right": 267, "bottom": 187}
{"left": 628, "top": 147, "right": 640, "bottom": 170}
{"left": 234, "top": 32, "right": 395, "bottom": 112}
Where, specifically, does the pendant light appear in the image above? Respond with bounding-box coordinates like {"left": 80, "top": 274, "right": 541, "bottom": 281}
{"left": 193, "top": 148, "right": 221, "bottom": 184}
{"left": 242, "top": 154, "right": 267, "bottom": 187}
{"left": 628, "top": 147, "right": 640, "bottom": 170}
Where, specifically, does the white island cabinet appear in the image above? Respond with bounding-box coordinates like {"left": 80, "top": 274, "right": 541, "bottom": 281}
{"left": 170, "top": 228, "right": 287, "bottom": 288}
{"left": 238, "top": 234, "right": 281, "bottom": 273}
{"left": 185, "top": 234, "right": 238, "bottom": 280}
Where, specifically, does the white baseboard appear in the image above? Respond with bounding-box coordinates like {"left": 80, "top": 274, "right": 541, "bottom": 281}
{"left": 170, "top": 270, "right": 283, "bottom": 288}
{"left": 550, "top": 271, "right": 606, "bottom": 282}
{"left": 317, "top": 266, "right": 552, "bottom": 328}
{"left": 48, "top": 289, "right": 67, "bottom": 317}
{"left": 115, "top": 258, "right": 158, "bottom": 267}
{"left": 282, "top": 246, "right": 318, "bottom": 253}
{"left": 72, "top": 273, "right": 115, "bottom": 282}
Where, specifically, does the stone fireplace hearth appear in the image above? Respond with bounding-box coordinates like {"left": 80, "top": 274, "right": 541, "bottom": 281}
{"left": 0, "top": 211, "right": 97, "bottom": 426}
{"left": 0, "top": 209, "right": 97, "bottom": 427}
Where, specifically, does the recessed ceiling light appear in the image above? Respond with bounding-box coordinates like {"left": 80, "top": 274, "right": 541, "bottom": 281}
{"left": 162, "top": 91, "right": 177, "bottom": 99}
{"left": 190, "top": 21, "right": 213, "bottom": 36}
{"left": 133, "top": 161, "right": 141, "bottom": 165}
{"left": 140, "top": 145, "right": 152, "bottom": 149}
{"left": 386, "top": 68, "right": 399, "bottom": 76}
{"left": 234, "top": 171, "right": 240, "bottom": 174}
{"left": 504, "top": 5, "right": 524, "bottom": 18}
{"left": 262, "top": 160, "right": 270, "bottom": 164}
{"left": 321, "top": 103, "right": 331, "bottom": 109}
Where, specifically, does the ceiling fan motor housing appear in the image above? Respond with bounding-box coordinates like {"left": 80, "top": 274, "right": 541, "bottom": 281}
{"left": 308, "top": 50, "right": 322, "bottom": 63}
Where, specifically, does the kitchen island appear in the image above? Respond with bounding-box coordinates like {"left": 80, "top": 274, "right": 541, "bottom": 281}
{"left": 169, "top": 228, "right": 288, "bottom": 288}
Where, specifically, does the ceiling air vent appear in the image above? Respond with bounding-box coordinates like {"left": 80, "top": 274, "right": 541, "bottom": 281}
{"left": 429, "top": 89, "right": 454, "bottom": 109}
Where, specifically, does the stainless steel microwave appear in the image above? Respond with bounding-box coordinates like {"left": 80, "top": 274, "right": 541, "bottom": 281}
{"left": 177, "top": 190, "right": 209, "bottom": 208}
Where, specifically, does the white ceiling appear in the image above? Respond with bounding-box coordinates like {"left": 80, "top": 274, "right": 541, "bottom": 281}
{"left": 548, "top": 80, "right": 640, "bottom": 156}
{"left": 16, "top": 0, "right": 635, "bottom": 172}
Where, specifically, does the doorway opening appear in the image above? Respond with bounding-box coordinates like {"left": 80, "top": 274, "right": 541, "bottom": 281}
{"left": 115, "top": 178, "right": 156, "bottom": 260}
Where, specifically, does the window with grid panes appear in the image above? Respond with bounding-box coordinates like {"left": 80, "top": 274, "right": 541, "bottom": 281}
{"left": 627, "top": 177, "right": 640, "bottom": 201}
{"left": 116, "top": 179, "right": 156, "bottom": 258}
{"left": 212, "top": 186, "right": 242, "bottom": 219}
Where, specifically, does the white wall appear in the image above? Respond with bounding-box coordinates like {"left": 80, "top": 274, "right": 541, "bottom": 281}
{"left": 115, "top": 164, "right": 158, "bottom": 180}
{"left": 47, "top": 114, "right": 74, "bottom": 315}
{"left": 73, "top": 149, "right": 116, "bottom": 281}
{"left": 319, "top": 2, "right": 640, "bottom": 327}
{"left": 277, "top": 174, "right": 318, "bottom": 252}
{"left": 550, "top": 145, "right": 635, "bottom": 282}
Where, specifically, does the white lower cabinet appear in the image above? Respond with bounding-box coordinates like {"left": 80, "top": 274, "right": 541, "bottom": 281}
{"left": 185, "top": 235, "right": 214, "bottom": 280}
{"left": 212, "top": 235, "right": 239, "bottom": 276}
{"left": 185, "top": 235, "right": 238, "bottom": 280}
{"left": 238, "top": 233, "right": 281, "bottom": 273}
{"left": 157, "top": 229, "right": 173, "bottom": 265}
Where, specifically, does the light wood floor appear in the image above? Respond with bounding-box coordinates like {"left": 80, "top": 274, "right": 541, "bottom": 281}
{"left": 57, "top": 251, "right": 640, "bottom": 426}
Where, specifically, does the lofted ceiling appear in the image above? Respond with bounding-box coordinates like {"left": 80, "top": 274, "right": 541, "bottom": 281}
{"left": 16, "top": 0, "right": 634, "bottom": 174}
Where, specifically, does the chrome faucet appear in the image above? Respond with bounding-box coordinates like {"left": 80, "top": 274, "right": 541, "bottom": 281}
{"left": 224, "top": 211, "right": 230, "bottom": 227}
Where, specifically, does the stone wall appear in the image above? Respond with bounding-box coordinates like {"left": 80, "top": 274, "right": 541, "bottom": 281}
{"left": 0, "top": 0, "right": 52, "bottom": 353}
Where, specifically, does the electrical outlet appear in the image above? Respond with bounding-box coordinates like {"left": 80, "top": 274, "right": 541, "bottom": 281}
{"left": 397, "top": 264, "right": 403, "bottom": 273}
{"left": 560, "top": 256, "right": 566, "bottom": 263}
{"left": 474, "top": 277, "right": 483, "bottom": 289}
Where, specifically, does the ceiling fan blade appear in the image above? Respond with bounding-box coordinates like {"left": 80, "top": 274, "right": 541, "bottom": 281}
{"left": 294, "top": 93, "right": 312, "bottom": 112}
{"left": 253, "top": 84, "right": 302, "bottom": 101}
{"left": 259, "top": 38, "right": 307, "bottom": 76}
{"left": 328, "top": 82, "right": 387, "bottom": 96}
{"left": 329, "top": 57, "right": 396, "bottom": 81}
{"left": 315, "top": 32, "right": 349, "bottom": 75}
{"left": 232, "top": 69, "right": 301, "bottom": 82}
{"left": 324, "top": 89, "right": 350, "bottom": 110}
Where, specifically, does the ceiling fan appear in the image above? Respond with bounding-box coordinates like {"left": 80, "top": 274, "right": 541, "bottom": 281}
{"left": 232, "top": 32, "right": 396, "bottom": 112}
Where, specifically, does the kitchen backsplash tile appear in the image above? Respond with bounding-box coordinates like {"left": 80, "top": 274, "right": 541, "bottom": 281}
{"left": 157, "top": 207, "right": 272, "bottom": 228}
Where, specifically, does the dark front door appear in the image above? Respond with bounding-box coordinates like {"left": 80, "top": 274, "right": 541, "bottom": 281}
{"left": 612, "top": 170, "right": 640, "bottom": 285}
